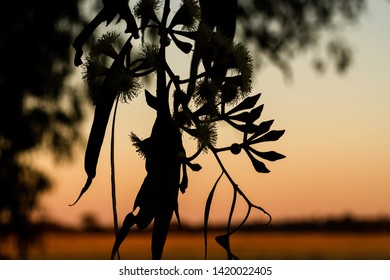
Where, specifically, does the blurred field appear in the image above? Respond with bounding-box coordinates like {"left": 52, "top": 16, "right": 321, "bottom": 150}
{"left": 17, "top": 231, "right": 390, "bottom": 260}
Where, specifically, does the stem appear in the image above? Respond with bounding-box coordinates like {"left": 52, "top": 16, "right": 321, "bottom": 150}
{"left": 226, "top": 188, "right": 237, "bottom": 259}
{"left": 133, "top": 68, "right": 156, "bottom": 77}
{"left": 186, "top": 145, "right": 204, "bottom": 162}
{"left": 210, "top": 146, "right": 271, "bottom": 222}
{"left": 161, "top": 0, "right": 171, "bottom": 28}
{"left": 178, "top": 71, "right": 207, "bottom": 85}
{"left": 155, "top": 0, "right": 171, "bottom": 116}
{"left": 203, "top": 172, "right": 223, "bottom": 260}
{"left": 110, "top": 96, "right": 120, "bottom": 259}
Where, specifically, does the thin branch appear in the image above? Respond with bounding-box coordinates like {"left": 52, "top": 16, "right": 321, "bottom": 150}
{"left": 210, "top": 146, "right": 271, "bottom": 222}
{"left": 203, "top": 172, "right": 223, "bottom": 260}
{"left": 186, "top": 145, "right": 204, "bottom": 162}
{"left": 226, "top": 188, "right": 237, "bottom": 259}
{"left": 110, "top": 95, "right": 120, "bottom": 260}
{"left": 133, "top": 68, "right": 156, "bottom": 77}
{"left": 178, "top": 71, "right": 207, "bottom": 85}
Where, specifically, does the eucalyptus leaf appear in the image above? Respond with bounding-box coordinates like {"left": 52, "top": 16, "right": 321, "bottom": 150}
{"left": 215, "top": 234, "right": 239, "bottom": 260}
{"left": 111, "top": 212, "right": 137, "bottom": 259}
{"left": 152, "top": 209, "right": 174, "bottom": 260}
{"left": 171, "top": 33, "right": 192, "bottom": 54}
{"left": 247, "top": 104, "right": 264, "bottom": 124}
{"left": 187, "top": 162, "right": 202, "bottom": 171}
{"left": 179, "top": 171, "right": 188, "bottom": 193}
{"left": 247, "top": 120, "right": 274, "bottom": 141}
{"left": 226, "top": 93, "right": 261, "bottom": 115}
{"left": 228, "top": 120, "right": 258, "bottom": 134}
{"left": 248, "top": 147, "right": 286, "bottom": 162}
{"left": 204, "top": 173, "right": 223, "bottom": 259}
{"left": 228, "top": 111, "right": 250, "bottom": 122}
{"left": 250, "top": 130, "right": 285, "bottom": 144}
{"left": 245, "top": 149, "right": 270, "bottom": 173}
{"left": 145, "top": 89, "right": 158, "bottom": 110}
{"left": 171, "top": 30, "right": 198, "bottom": 40}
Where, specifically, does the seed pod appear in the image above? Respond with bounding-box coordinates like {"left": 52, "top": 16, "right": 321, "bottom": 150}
{"left": 69, "top": 95, "right": 115, "bottom": 206}
{"left": 230, "top": 143, "right": 241, "bottom": 155}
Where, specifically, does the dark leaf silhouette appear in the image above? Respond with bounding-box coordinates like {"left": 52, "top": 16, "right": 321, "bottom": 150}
{"left": 69, "top": 87, "right": 116, "bottom": 206}
{"left": 187, "top": 162, "right": 202, "bottom": 171}
{"left": 152, "top": 208, "right": 175, "bottom": 259}
{"left": 145, "top": 89, "right": 158, "bottom": 110}
{"left": 226, "top": 93, "right": 261, "bottom": 115}
{"left": 247, "top": 104, "right": 264, "bottom": 124}
{"left": 113, "top": 85, "right": 187, "bottom": 258}
{"left": 228, "top": 111, "right": 250, "bottom": 122}
{"left": 170, "top": 33, "right": 193, "bottom": 54}
{"left": 215, "top": 234, "right": 239, "bottom": 260}
{"left": 179, "top": 167, "right": 189, "bottom": 193}
{"left": 228, "top": 121, "right": 258, "bottom": 134}
{"left": 247, "top": 120, "right": 274, "bottom": 141}
{"left": 111, "top": 212, "right": 137, "bottom": 259}
{"left": 204, "top": 173, "right": 223, "bottom": 259}
{"left": 169, "top": 0, "right": 199, "bottom": 29}
{"left": 245, "top": 150, "right": 271, "bottom": 173}
{"left": 249, "top": 130, "right": 285, "bottom": 144}
{"left": 248, "top": 148, "right": 286, "bottom": 162}
{"left": 73, "top": 0, "right": 139, "bottom": 66}
{"left": 70, "top": 35, "right": 135, "bottom": 206}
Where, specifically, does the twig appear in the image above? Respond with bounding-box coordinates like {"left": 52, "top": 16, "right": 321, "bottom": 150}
{"left": 110, "top": 95, "right": 120, "bottom": 259}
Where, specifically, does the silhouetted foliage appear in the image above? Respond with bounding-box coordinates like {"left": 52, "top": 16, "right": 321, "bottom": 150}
{"left": 69, "top": 0, "right": 368, "bottom": 260}
{"left": 237, "top": 0, "right": 366, "bottom": 77}
{"left": 0, "top": 0, "right": 368, "bottom": 260}
{"left": 0, "top": 0, "right": 87, "bottom": 259}
{"left": 70, "top": 0, "right": 285, "bottom": 260}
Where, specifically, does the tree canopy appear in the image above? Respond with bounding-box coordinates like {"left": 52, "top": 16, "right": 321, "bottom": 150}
{"left": 0, "top": 0, "right": 87, "bottom": 258}
{"left": 237, "top": 0, "right": 366, "bottom": 77}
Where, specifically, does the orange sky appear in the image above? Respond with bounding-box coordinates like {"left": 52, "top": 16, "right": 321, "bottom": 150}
{"left": 37, "top": 1, "right": 390, "bottom": 228}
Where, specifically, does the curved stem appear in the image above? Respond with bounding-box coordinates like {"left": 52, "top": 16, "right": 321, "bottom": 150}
{"left": 178, "top": 71, "right": 207, "bottom": 85}
{"left": 229, "top": 205, "right": 252, "bottom": 235}
{"left": 186, "top": 145, "right": 204, "bottom": 162}
{"left": 210, "top": 146, "right": 271, "bottom": 222}
{"left": 226, "top": 188, "right": 237, "bottom": 259}
{"left": 203, "top": 172, "right": 223, "bottom": 260}
{"left": 110, "top": 95, "right": 120, "bottom": 259}
{"left": 133, "top": 68, "right": 156, "bottom": 77}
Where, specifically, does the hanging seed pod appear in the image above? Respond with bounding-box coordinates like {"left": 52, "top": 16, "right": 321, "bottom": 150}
{"left": 230, "top": 143, "right": 241, "bottom": 155}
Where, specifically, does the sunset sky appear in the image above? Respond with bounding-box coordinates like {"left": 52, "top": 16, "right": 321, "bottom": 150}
{"left": 37, "top": 0, "right": 390, "bottom": 228}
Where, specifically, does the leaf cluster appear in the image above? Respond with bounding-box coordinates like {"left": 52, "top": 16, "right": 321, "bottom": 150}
{"left": 71, "top": 0, "right": 285, "bottom": 260}
{"left": 237, "top": 0, "right": 367, "bottom": 77}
